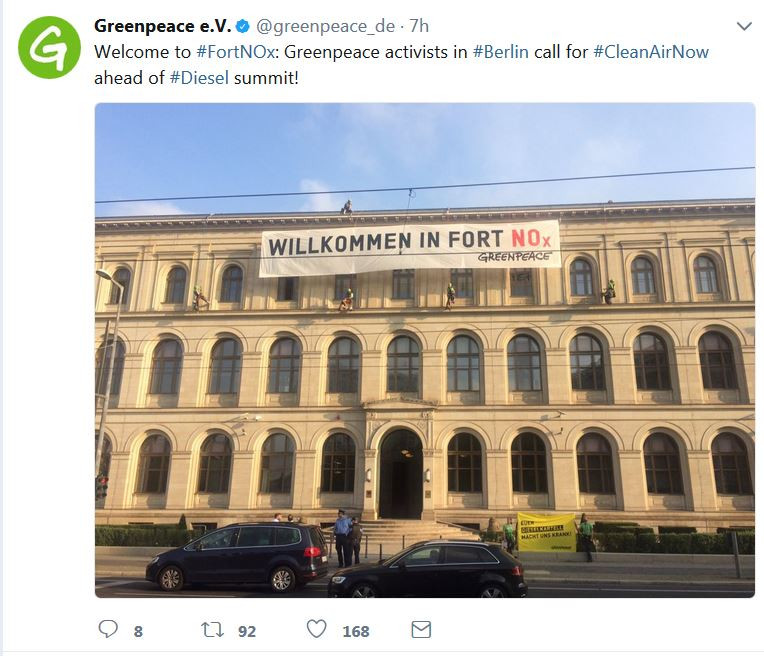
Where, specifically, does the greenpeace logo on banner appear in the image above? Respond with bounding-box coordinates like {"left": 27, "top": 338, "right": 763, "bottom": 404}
{"left": 258, "top": 220, "right": 560, "bottom": 277}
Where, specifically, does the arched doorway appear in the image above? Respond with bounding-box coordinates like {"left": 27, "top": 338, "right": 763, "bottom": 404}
{"left": 379, "top": 429, "right": 423, "bottom": 519}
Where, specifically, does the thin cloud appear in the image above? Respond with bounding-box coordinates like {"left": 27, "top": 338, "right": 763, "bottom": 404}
{"left": 299, "top": 179, "right": 342, "bottom": 212}
{"left": 96, "top": 200, "right": 186, "bottom": 218}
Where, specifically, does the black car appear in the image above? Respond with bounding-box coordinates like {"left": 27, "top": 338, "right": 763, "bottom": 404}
{"left": 146, "top": 522, "right": 328, "bottom": 593}
{"left": 328, "top": 540, "right": 528, "bottom": 598}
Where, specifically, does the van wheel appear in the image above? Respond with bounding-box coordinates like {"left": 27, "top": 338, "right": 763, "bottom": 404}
{"left": 270, "top": 566, "right": 296, "bottom": 593}
{"left": 158, "top": 565, "right": 184, "bottom": 591}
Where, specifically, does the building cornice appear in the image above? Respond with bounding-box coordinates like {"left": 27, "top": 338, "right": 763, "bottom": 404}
{"left": 95, "top": 300, "right": 756, "bottom": 322}
{"left": 95, "top": 198, "right": 755, "bottom": 233}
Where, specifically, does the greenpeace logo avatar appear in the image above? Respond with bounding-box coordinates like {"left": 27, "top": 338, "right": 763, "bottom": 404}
{"left": 30, "top": 25, "right": 68, "bottom": 72}
{"left": 18, "top": 16, "right": 81, "bottom": 78}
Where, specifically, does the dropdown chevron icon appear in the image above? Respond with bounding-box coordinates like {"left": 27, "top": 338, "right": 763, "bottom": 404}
{"left": 737, "top": 21, "right": 752, "bottom": 31}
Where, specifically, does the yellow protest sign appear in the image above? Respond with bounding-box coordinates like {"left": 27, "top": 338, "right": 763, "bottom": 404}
{"left": 517, "top": 512, "right": 577, "bottom": 552}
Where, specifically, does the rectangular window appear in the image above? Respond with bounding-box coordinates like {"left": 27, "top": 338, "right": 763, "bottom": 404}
{"left": 277, "top": 277, "right": 298, "bottom": 301}
{"left": 237, "top": 527, "right": 274, "bottom": 547}
{"left": 392, "top": 269, "right": 415, "bottom": 299}
{"left": 451, "top": 269, "right": 474, "bottom": 299}
{"left": 510, "top": 269, "right": 533, "bottom": 297}
{"left": 274, "top": 527, "right": 301, "bottom": 545}
{"left": 334, "top": 274, "right": 356, "bottom": 300}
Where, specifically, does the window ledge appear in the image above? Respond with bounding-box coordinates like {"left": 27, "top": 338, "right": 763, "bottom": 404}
{"left": 569, "top": 295, "right": 596, "bottom": 305}
{"left": 446, "top": 391, "right": 481, "bottom": 405}
{"left": 631, "top": 293, "right": 658, "bottom": 303}
{"left": 206, "top": 393, "right": 239, "bottom": 408}
{"left": 266, "top": 392, "right": 298, "bottom": 407}
{"left": 636, "top": 390, "right": 675, "bottom": 404}
{"left": 703, "top": 389, "right": 741, "bottom": 403}
{"left": 572, "top": 390, "right": 607, "bottom": 403}
{"left": 146, "top": 393, "right": 179, "bottom": 408}
{"left": 194, "top": 492, "right": 230, "bottom": 508}
{"left": 325, "top": 392, "right": 359, "bottom": 406}
{"left": 509, "top": 390, "right": 544, "bottom": 404}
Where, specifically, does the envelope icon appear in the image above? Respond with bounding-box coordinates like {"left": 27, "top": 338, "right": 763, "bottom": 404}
{"left": 411, "top": 620, "right": 432, "bottom": 638}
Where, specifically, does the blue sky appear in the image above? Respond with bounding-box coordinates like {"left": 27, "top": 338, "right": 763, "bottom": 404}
{"left": 95, "top": 104, "right": 754, "bottom": 217}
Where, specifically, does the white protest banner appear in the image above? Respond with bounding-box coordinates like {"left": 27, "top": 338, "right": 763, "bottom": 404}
{"left": 258, "top": 220, "right": 560, "bottom": 277}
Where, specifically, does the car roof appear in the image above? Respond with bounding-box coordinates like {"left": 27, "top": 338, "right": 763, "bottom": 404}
{"left": 223, "top": 522, "right": 314, "bottom": 528}
{"left": 406, "top": 539, "right": 491, "bottom": 548}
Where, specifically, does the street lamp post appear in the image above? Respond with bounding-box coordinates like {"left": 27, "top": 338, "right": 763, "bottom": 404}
{"left": 95, "top": 269, "right": 123, "bottom": 495}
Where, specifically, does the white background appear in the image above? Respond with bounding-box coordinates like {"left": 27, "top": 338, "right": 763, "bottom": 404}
{"left": 2, "top": 0, "right": 762, "bottom": 653}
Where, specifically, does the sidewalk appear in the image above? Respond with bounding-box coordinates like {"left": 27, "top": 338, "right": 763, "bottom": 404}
{"left": 95, "top": 547, "right": 754, "bottom": 585}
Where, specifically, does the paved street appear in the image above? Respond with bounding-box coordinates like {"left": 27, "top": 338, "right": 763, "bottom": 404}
{"left": 97, "top": 547, "right": 753, "bottom": 598}
{"left": 96, "top": 575, "right": 753, "bottom": 598}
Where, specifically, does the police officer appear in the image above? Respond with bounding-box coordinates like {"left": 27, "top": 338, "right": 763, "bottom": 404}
{"left": 333, "top": 509, "right": 352, "bottom": 567}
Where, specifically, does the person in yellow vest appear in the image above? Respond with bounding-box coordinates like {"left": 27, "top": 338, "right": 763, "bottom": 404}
{"left": 502, "top": 516, "right": 516, "bottom": 554}
{"left": 577, "top": 513, "right": 595, "bottom": 562}
{"left": 339, "top": 287, "right": 354, "bottom": 312}
{"left": 445, "top": 282, "right": 456, "bottom": 310}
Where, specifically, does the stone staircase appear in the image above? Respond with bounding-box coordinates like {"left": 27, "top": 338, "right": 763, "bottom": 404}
{"left": 324, "top": 519, "right": 480, "bottom": 558}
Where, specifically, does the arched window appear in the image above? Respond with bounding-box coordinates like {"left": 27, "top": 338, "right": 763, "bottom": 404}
{"left": 633, "top": 333, "right": 671, "bottom": 390}
{"left": 137, "top": 434, "right": 171, "bottom": 494}
{"left": 511, "top": 433, "right": 547, "bottom": 493}
{"left": 260, "top": 433, "right": 295, "bottom": 494}
{"left": 327, "top": 337, "right": 360, "bottom": 393}
{"left": 387, "top": 335, "right": 420, "bottom": 393}
{"left": 447, "top": 335, "right": 481, "bottom": 392}
{"left": 577, "top": 434, "right": 614, "bottom": 494}
{"left": 712, "top": 433, "right": 752, "bottom": 495}
{"left": 570, "top": 334, "right": 605, "bottom": 390}
{"left": 448, "top": 433, "right": 483, "bottom": 493}
{"left": 643, "top": 433, "right": 683, "bottom": 495}
{"left": 208, "top": 338, "right": 242, "bottom": 394}
{"left": 95, "top": 434, "right": 112, "bottom": 478}
{"left": 268, "top": 338, "right": 301, "bottom": 394}
{"left": 96, "top": 338, "right": 125, "bottom": 397}
{"left": 450, "top": 269, "right": 474, "bottom": 299}
{"left": 197, "top": 434, "right": 232, "bottom": 493}
{"left": 508, "top": 335, "right": 542, "bottom": 391}
{"left": 164, "top": 266, "right": 187, "bottom": 303}
{"left": 699, "top": 332, "right": 737, "bottom": 389}
{"left": 109, "top": 267, "right": 131, "bottom": 306}
{"left": 631, "top": 257, "right": 656, "bottom": 295}
{"left": 321, "top": 434, "right": 356, "bottom": 493}
{"left": 220, "top": 265, "right": 243, "bottom": 303}
{"left": 149, "top": 339, "right": 183, "bottom": 394}
{"left": 569, "top": 258, "right": 593, "bottom": 296}
{"left": 694, "top": 255, "right": 719, "bottom": 293}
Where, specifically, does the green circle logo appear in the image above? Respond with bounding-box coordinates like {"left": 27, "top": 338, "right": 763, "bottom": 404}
{"left": 18, "top": 16, "right": 80, "bottom": 78}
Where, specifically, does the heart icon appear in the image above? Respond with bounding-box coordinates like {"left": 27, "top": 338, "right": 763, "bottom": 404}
{"left": 306, "top": 619, "right": 327, "bottom": 638}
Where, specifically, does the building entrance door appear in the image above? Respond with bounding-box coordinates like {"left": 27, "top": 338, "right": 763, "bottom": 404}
{"left": 379, "top": 429, "right": 423, "bottom": 519}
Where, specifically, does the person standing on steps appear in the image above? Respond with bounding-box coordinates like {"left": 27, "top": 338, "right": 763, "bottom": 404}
{"left": 333, "top": 509, "right": 352, "bottom": 568}
{"left": 350, "top": 517, "right": 364, "bottom": 565}
{"left": 502, "top": 516, "right": 516, "bottom": 554}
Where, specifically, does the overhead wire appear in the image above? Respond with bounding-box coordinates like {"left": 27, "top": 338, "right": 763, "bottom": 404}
{"left": 94, "top": 166, "right": 755, "bottom": 205}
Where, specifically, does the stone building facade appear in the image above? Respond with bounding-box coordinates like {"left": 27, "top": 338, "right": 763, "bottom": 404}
{"left": 94, "top": 199, "right": 755, "bottom": 530}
